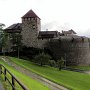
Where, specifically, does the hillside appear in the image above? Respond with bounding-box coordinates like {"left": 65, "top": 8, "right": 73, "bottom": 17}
{"left": 0, "top": 58, "right": 50, "bottom": 90}
{"left": 1, "top": 56, "right": 90, "bottom": 90}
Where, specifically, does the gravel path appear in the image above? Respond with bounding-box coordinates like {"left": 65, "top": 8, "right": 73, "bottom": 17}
{"left": 0, "top": 75, "right": 5, "bottom": 90}
{"left": 0, "top": 81, "right": 5, "bottom": 90}
{"left": 1, "top": 56, "right": 69, "bottom": 90}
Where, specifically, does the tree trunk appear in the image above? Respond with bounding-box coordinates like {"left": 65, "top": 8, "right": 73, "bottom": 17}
{"left": 18, "top": 47, "right": 19, "bottom": 58}
{"left": 59, "top": 66, "right": 61, "bottom": 71}
{"left": 40, "top": 62, "right": 43, "bottom": 66}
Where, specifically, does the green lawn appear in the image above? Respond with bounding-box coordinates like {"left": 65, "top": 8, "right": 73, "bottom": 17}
{"left": 9, "top": 57, "right": 90, "bottom": 90}
{"left": 69, "top": 66, "right": 90, "bottom": 70}
{"left": 0, "top": 60, "right": 50, "bottom": 90}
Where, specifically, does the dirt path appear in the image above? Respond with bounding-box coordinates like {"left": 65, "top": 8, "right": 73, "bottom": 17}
{"left": 0, "top": 81, "right": 5, "bottom": 90}
{"left": 1, "top": 56, "right": 69, "bottom": 90}
{"left": 0, "top": 76, "right": 5, "bottom": 90}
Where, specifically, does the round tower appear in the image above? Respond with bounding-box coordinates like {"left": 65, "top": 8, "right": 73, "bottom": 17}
{"left": 21, "top": 10, "right": 41, "bottom": 47}
{"left": 48, "top": 36, "right": 90, "bottom": 66}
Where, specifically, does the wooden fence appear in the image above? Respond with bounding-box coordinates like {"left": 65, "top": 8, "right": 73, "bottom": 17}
{"left": 0, "top": 64, "right": 28, "bottom": 90}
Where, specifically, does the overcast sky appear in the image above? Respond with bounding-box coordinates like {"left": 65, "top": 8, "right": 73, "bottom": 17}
{"left": 0, "top": 0, "right": 90, "bottom": 36}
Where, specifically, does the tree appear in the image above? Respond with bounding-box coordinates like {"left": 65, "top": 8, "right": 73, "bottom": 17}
{"left": 57, "top": 57, "right": 64, "bottom": 70}
{"left": 0, "top": 23, "right": 5, "bottom": 41}
{"left": 48, "top": 60, "right": 56, "bottom": 67}
{"left": 10, "top": 33, "right": 22, "bottom": 58}
{"left": 0, "top": 23, "right": 6, "bottom": 54}
{"left": 2, "top": 33, "right": 9, "bottom": 55}
{"left": 34, "top": 53, "right": 51, "bottom": 66}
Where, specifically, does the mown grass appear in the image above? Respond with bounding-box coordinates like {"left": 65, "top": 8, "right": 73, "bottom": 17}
{"left": 70, "top": 66, "right": 90, "bottom": 70}
{"left": 0, "top": 75, "right": 11, "bottom": 90}
{"left": 9, "top": 57, "right": 90, "bottom": 90}
{"left": 0, "top": 60, "right": 50, "bottom": 90}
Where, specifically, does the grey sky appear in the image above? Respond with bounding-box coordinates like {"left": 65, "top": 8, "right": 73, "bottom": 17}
{"left": 0, "top": 0, "right": 90, "bottom": 36}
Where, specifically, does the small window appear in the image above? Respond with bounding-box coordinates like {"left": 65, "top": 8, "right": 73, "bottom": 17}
{"left": 32, "top": 25, "right": 36, "bottom": 29}
{"left": 22, "top": 18, "right": 25, "bottom": 21}
{"left": 25, "top": 18, "right": 27, "bottom": 20}
{"left": 31, "top": 18, "right": 33, "bottom": 20}
{"left": 33, "top": 18, "right": 35, "bottom": 20}
{"left": 28, "top": 18, "right": 31, "bottom": 20}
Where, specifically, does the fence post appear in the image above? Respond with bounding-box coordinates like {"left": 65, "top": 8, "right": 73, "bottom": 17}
{"left": 1, "top": 64, "right": 28, "bottom": 90}
{"left": 12, "top": 76, "right": 15, "bottom": 90}
{"left": 4, "top": 68, "right": 7, "bottom": 81}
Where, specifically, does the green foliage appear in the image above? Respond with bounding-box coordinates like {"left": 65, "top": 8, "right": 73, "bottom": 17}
{"left": 10, "top": 33, "right": 22, "bottom": 50}
{"left": 70, "top": 66, "right": 90, "bottom": 70}
{"left": 34, "top": 53, "right": 51, "bottom": 66}
{"left": 48, "top": 60, "right": 56, "bottom": 67}
{"left": 2, "top": 33, "right": 9, "bottom": 54}
{"left": 9, "top": 57, "right": 90, "bottom": 90}
{"left": 0, "top": 23, "right": 5, "bottom": 37}
{"left": 57, "top": 57, "right": 64, "bottom": 70}
{"left": 0, "top": 23, "right": 5, "bottom": 29}
{"left": 0, "top": 23, "right": 5, "bottom": 43}
{"left": 0, "top": 23, "right": 6, "bottom": 53}
{"left": 21, "top": 47, "right": 43, "bottom": 59}
{"left": 10, "top": 33, "right": 22, "bottom": 58}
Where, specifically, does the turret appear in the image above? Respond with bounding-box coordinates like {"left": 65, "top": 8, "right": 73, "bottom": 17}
{"left": 21, "top": 10, "right": 41, "bottom": 47}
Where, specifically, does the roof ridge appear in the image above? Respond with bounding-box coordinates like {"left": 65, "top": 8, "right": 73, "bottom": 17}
{"left": 22, "top": 9, "right": 40, "bottom": 19}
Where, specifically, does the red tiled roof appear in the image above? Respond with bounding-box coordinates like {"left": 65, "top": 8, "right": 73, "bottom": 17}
{"left": 22, "top": 9, "right": 40, "bottom": 19}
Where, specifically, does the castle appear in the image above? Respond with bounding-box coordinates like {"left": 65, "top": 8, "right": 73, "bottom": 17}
{"left": 5, "top": 10, "right": 90, "bottom": 66}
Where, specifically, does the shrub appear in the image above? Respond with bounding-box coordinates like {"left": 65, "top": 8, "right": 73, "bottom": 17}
{"left": 34, "top": 53, "right": 51, "bottom": 66}
{"left": 57, "top": 57, "right": 64, "bottom": 70}
{"left": 48, "top": 60, "right": 56, "bottom": 67}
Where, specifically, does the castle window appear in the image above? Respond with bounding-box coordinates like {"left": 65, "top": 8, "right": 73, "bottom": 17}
{"left": 32, "top": 25, "right": 36, "bottom": 29}
{"left": 22, "top": 18, "right": 25, "bottom": 21}
{"left": 33, "top": 18, "right": 35, "bottom": 20}
{"left": 31, "top": 18, "right": 33, "bottom": 20}
{"left": 25, "top": 18, "right": 27, "bottom": 20}
{"left": 82, "top": 37, "right": 84, "bottom": 42}
{"left": 31, "top": 18, "right": 35, "bottom": 21}
{"left": 28, "top": 18, "right": 31, "bottom": 20}
{"left": 71, "top": 37, "right": 74, "bottom": 43}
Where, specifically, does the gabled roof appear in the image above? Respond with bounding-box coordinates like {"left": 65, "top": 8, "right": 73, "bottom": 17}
{"left": 22, "top": 9, "right": 40, "bottom": 19}
{"left": 4, "top": 23, "right": 22, "bottom": 33}
{"left": 62, "top": 29, "right": 77, "bottom": 35}
{"left": 69, "top": 29, "right": 77, "bottom": 34}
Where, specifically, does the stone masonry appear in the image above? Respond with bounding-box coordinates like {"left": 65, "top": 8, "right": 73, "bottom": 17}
{"left": 21, "top": 10, "right": 41, "bottom": 48}
{"left": 4, "top": 9, "right": 90, "bottom": 66}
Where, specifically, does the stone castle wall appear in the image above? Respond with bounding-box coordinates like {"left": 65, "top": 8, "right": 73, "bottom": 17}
{"left": 48, "top": 36, "right": 90, "bottom": 66}
{"left": 21, "top": 18, "right": 40, "bottom": 48}
{"left": 20, "top": 12, "right": 90, "bottom": 66}
{"left": 21, "top": 18, "right": 90, "bottom": 66}
{"left": 37, "top": 39, "right": 49, "bottom": 49}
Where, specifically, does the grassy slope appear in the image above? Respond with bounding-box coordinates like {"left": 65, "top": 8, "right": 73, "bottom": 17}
{"left": 9, "top": 57, "right": 90, "bottom": 90}
{"left": 0, "top": 60, "right": 50, "bottom": 90}
{"left": 70, "top": 66, "right": 90, "bottom": 70}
